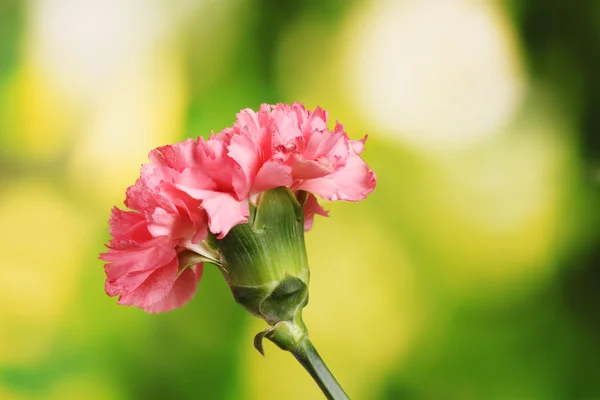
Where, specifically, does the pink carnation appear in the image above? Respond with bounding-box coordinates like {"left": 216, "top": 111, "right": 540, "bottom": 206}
{"left": 100, "top": 103, "right": 376, "bottom": 313}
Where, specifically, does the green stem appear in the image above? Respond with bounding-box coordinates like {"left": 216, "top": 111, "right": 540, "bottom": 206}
{"left": 291, "top": 337, "right": 350, "bottom": 400}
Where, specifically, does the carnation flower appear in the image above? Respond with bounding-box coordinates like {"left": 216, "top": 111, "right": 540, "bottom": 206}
{"left": 100, "top": 103, "right": 375, "bottom": 314}
{"left": 100, "top": 102, "right": 376, "bottom": 399}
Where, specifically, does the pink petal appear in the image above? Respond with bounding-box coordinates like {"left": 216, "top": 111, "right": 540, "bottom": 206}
{"left": 236, "top": 108, "right": 260, "bottom": 132}
{"left": 350, "top": 136, "right": 368, "bottom": 154}
{"left": 164, "top": 189, "right": 209, "bottom": 243}
{"left": 108, "top": 267, "right": 156, "bottom": 295}
{"left": 227, "top": 132, "right": 261, "bottom": 197}
{"left": 116, "top": 257, "right": 179, "bottom": 310}
{"left": 144, "top": 264, "right": 203, "bottom": 313}
{"left": 289, "top": 156, "right": 334, "bottom": 180}
{"left": 306, "top": 106, "right": 328, "bottom": 132}
{"left": 272, "top": 106, "right": 302, "bottom": 147}
{"left": 124, "top": 175, "right": 157, "bottom": 211}
{"left": 147, "top": 207, "right": 178, "bottom": 237}
{"left": 296, "top": 146, "right": 376, "bottom": 202}
{"left": 149, "top": 144, "right": 185, "bottom": 172}
{"left": 186, "top": 137, "right": 237, "bottom": 193}
{"left": 200, "top": 193, "right": 250, "bottom": 239}
{"left": 174, "top": 186, "right": 214, "bottom": 201}
{"left": 302, "top": 193, "right": 329, "bottom": 231}
{"left": 254, "top": 104, "right": 274, "bottom": 153}
{"left": 107, "top": 207, "right": 151, "bottom": 245}
{"left": 228, "top": 132, "right": 260, "bottom": 173}
{"left": 252, "top": 160, "right": 293, "bottom": 194}
{"left": 102, "top": 238, "right": 176, "bottom": 280}
{"left": 174, "top": 167, "right": 217, "bottom": 192}
{"left": 173, "top": 185, "right": 248, "bottom": 239}
{"left": 291, "top": 121, "right": 349, "bottom": 179}
{"left": 302, "top": 129, "right": 345, "bottom": 161}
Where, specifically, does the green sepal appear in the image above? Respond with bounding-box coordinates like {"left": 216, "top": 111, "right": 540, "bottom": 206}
{"left": 259, "top": 276, "right": 308, "bottom": 325}
{"left": 254, "top": 330, "right": 268, "bottom": 356}
{"left": 229, "top": 282, "right": 277, "bottom": 319}
{"left": 230, "top": 275, "right": 308, "bottom": 324}
{"left": 176, "top": 250, "right": 214, "bottom": 278}
{"left": 264, "top": 320, "right": 307, "bottom": 352}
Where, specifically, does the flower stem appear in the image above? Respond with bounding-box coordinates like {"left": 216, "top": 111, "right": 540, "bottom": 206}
{"left": 291, "top": 337, "right": 350, "bottom": 400}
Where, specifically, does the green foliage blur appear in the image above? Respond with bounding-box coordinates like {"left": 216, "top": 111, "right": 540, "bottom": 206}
{"left": 1, "top": 0, "right": 599, "bottom": 399}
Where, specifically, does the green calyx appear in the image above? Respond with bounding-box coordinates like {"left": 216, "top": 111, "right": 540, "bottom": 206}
{"left": 211, "top": 187, "right": 311, "bottom": 338}
{"left": 209, "top": 188, "right": 349, "bottom": 398}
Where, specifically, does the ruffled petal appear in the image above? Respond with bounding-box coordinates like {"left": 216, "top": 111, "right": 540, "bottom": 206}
{"left": 236, "top": 108, "right": 260, "bottom": 133}
{"left": 252, "top": 160, "right": 293, "bottom": 194}
{"left": 271, "top": 105, "right": 303, "bottom": 147}
{"left": 227, "top": 132, "right": 261, "bottom": 197}
{"left": 144, "top": 264, "right": 203, "bottom": 313}
{"left": 102, "top": 238, "right": 175, "bottom": 280}
{"left": 290, "top": 156, "right": 335, "bottom": 180}
{"left": 116, "top": 257, "right": 179, "bottom": 310}
{"left": 350, "top": 135, "right": 367, "bottom": 154}
{"left": 302, "top": 193, "right": 329, "bottom": 231}
{"left": 147, "top": 207, "right": 179, "bottom": 237}
{"left": 200, "top": 193, "right": 250, "bottom": 239}
{"left": 296, "top": 146, "right": 376, "bottom": 202}
{"left": 173, "top": 167, "right": 217, "bottom": 192}
{"left": 107, "top": 207, "right": 151, "bottom": 246}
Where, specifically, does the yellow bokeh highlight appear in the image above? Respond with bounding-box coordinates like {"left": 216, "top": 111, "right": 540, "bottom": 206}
{"left": 5, "top": 62, "right": 74, "bottom": 159}
{"left": 407, "top": 109, "right": 576, "bottom": 296}
{"left": 0, "top": 181, "right": 93, "bottom": 366}
{"left": 343, "top": 0, "right": 526, "bottom": 152}
{"left": 66, "top": 47, "right": 187, "bottom": 207}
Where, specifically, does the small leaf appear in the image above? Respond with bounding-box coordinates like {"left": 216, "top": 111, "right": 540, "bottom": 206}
{"left": 254, "top": 330, "right": 267, "bottom": 356}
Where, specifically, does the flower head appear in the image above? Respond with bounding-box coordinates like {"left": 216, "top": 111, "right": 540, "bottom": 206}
{"left": 100, "top": 103, "right": 376, "bottom": 313}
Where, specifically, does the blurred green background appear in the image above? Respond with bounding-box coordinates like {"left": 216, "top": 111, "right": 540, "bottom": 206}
{"left": 1, "top": 0, "right": 600, "bottom": 399}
